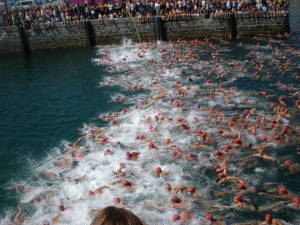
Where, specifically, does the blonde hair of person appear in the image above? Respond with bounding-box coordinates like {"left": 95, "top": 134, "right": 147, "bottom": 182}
{"left": 90, "top": 206, "right": 145, "bottom": 225}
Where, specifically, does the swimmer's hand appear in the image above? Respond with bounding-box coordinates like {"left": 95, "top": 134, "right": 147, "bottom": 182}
{"left": 5, "top": 186, "right": 13, "bottom": 190}
{"left": 88, "top": 209, "right": 95, "bottom": 213}
{"left": 110, "top": 182, "right": 115, "bottom": 185}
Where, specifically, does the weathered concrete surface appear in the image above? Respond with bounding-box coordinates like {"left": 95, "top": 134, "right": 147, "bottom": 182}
{"left": 0, "top": 14, "right": 289, "bottom": 54}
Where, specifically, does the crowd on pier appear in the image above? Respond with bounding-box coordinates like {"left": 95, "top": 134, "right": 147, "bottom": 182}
{"left": 0, "top": 0, "right": 289, "bottom": 28}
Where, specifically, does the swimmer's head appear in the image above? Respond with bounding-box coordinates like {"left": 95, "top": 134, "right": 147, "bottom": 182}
{"left": 242, "top": 123, "right": 248, "bottom": 128}
{"left": 284, "top": 108, "right": 289, "bottom": 114}
{"left": 259, "top": 148, "right": 265, "bottom": 154}
{"left": 17, "top": 185, "right": 25, "bottom": 192}
{"left": 216, "top": 129, "right": 223, "bottom": 134}
{"left": 219, "top": 83, "right": 224, "bottom": 88}
{"left": 165, "top": 183, "right": 171, "bottom": 188}
{"left": 58, "top": 205, "right": 65, "bottom": 212}
{"left": 120, "top": 163, "right": 125, "bottom": 168}
{"left": 279, "top": 187, "right": 287, "bottom": 194}
{"left": 115, "top": 97, "right": 119, "bottom": 101}
{"left": 122, "top": 108, "right": 127, "bottom": 113}
{"left": 205, "top": 214, "right": 213, "bottom": 221}
{"left": 293, "top": 198, "right": 299, "bottom": 206}
{"left": 140, "top": 134, "right": 145, "bottom": 139}
{"left": 285, "top": 160, "right": 291, "bottom": 166}
{"left": 234, "top": 195, "right": 242, "bottom": 202}
{"left": 155, "top": 167, "right": 162, "bottom": 173}
{"left": 171, "top": 196, "right": 180, "bottom": 203}
{"left": 166, "top": 138, "right": 171, "bottom": 144}
{"left": 265, "top": 214, "right": 272, "bottom": 221}
{"left": 228, "top": 121, "right": 234, "bottom": 127}
{"left": 238, "top": 183, "right": 246, "bottom": 190}
{"left": 261, "top": 136, "right": 267, "bottom": 141}
{"left": 122, "top": 180, "right": 130, "bottom": 186}
{"left": 148, "top": 142, "right": 154, "bottom": 148}
{"left": 214, "top": 164, "right": 220, "bottom": 169}
{"left": 274, "top": 135, "right": 280, "bottom": 140}
{"left": 175, "top": 80, "right": 180, "bottom": 84}
{"left": 172, "top": 214, "right": 180, "bottom": 221}
{"left": 43, "top": 220, "right": 50, "bottom": 225}
{"left": 197, "top": 129, "right": 202, "bottom": 134}
{"left": 243, "top": 97, "right": 248, "bottom": 101}
{"left": 154, "top": 115, "right": 159, "bottom": 120}
{"left": 187, "top": 153, "right": 195, "bottom": 159}
{"left": 105, "top": 149, "right": 111, "bottom": 153}
{"left": 177, "top": 118, "right": 182, "bottom": 122}
{"left": 188, "top": 186, "right": 195, "bottom": 193}
{"left": 244, "top": 109, "right": 249, "bottom": 114}
{"left": 126, "top": 152, "right": 132, "bottom": 157}
{"left": 101, "top": 138, "right": 107, "bottom": 143}
{"left": 114, "top": 197, "right": 121, "bottom": 204}
{"left": 240, "top": 114, "right": 245, "bottom": 119}
{"left": 218, "top": 172, "right": 225, "bottom": 179}
{"left": 196, "top": 141, "right": 201, "bottom": 146}
{"left": 214, "top": 150, "right": 221, "bottom": 156}
{"left": 172, "top": 151, "right": 177, "bottom": 156}
{"left": 170, "top": 97, "right": 174, "bottom": 102}
{"left": 224, "top": 144, "right": 231, "bottom": 150}
{"left": 230, "top": 116, "right": 235, "bottom": 122}
{"left": 33, "top": 197, "right": 41, "bottom": 204}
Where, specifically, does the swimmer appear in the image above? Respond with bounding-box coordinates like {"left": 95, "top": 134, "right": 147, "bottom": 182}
{"left": 240, "top": 148, "right": 276, "bottom": 165}
{"left": 274, "top": 160, "right": 300, "bottom": 175}
{"left": 218, "top": 171, "right": 245, "bottom": 185}
{"left": 110, "top": 179, "right": 136, "bottom": 191}
{"left": 90, "top": 185, "right": 112, "bottom": 195}
{"left": 74, "top": 175, "right": 86, "bottom": 184}
{"left": 260, "top": 214, "right": 284, "bottom": 225}
{"left": 126, "top": 151, "right": 140, "bottom": 160}
{"left": 213, "top": 195, "right": 256, "bottom": 212}
{"left": 154, "top": 167, "right": 170, "bottom": 176}
{"left": 168, "top": 144, "right": 184, "bottom": 158}
{"left": 261, "top": 187, "right": 299, "bottom": 201}
{"left": 175, "top": 119, "right": 191, "bottom": 133}
{"left": 105, "top": 66, "right": 118, "bottom": 72}
{"left": 169, "top": 196, "right": 192, "bottom": 209}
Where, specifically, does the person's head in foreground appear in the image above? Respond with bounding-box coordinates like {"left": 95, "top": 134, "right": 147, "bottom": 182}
{"left": 90, "top": 206, "right": 145, "bottom": 225}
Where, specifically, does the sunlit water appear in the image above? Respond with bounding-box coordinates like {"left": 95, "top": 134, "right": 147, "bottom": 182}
{"left": 0, "top": 5, "right": 300, "bottom": 225}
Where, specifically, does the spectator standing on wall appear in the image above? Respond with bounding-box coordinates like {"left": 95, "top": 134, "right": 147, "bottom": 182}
{"left": 155, "top": 1, "right": 160, "bottom": 15}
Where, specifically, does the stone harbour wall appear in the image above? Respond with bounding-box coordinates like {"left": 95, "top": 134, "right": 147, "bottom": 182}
{"left": 0, "top": 14, "right": 289, "bottom": 54}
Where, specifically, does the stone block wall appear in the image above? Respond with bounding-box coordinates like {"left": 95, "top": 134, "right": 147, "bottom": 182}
{"left": 0, "top": 14, "right": 290, "bottom": 54}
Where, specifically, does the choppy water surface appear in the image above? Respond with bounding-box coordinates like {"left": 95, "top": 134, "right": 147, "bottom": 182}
{"left": 1, "top": 11, "right": 300, "bottom": 225}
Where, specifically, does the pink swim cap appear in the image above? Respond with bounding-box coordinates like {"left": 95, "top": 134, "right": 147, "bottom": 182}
{"left": 155, "top": 167, "right": 162, "bottom": 173}
{"left": 188, "top": 186, "right": 195, "bottom": 192}
{"left": 114, "top": 197, "right": 121, "bottom": 204}
{"left": 214, "top": 150, "right": 221, "bottom": 155}
{"left": 148, "top": 142, "right": 154, "bottom": 148}
{"left": 238, "top": 183, "right": 246, "bottom": 189}
{"left": 172, "top": 214, "right": 180, "bottom": 221}
{"left": 261, "top": 136, "right": 267, "bottom": 141}
{"left": 122, "top": 180, "right": 130, "bottom": 186}
{"left": 58, "top": 205, "right": 65, "bottom": 211}
{"left": 88, "top": 191, "right": 94, "bottom": 196}
{"left": 33, "top": 197, "right": 41, "bottom": 204}
{"left": 126, "top": 152, "right": 132, "bottom": 157}
{"left": 171, "top": 196, "right": 179, "bottom": 202}
{"left": 218, "top": 172, "right": 225, "bottom": 179}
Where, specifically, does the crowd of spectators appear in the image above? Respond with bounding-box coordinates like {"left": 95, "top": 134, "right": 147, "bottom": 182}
{"left": 0, "top": 0, "right": 289, "bottom": 28}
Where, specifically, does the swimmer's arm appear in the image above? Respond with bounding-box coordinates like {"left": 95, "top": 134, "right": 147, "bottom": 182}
{"left": 72, "top": 136, "right": 85, "bottom": 147}
{"left": 94, "top": 185, "right": 111, "bottom": 192}
{"left": 50, "top": 213, "right": 62, "bottom": 224}
{"left": 119, "top": 198, "right": 125, "bottom": 208}
{"left": 274, "top": 164, "right": 285, "bottom": 170}
{"left": 88, "top": 209, "right": 102, "bottom": 213}
{"left": 74, "top": 175, "right": 86, "bottom": 184}
{"left": 287, "top": 165, "right": 294, "bottom": 174}
{"left": 263, "top": 155, "right": 276, "bottom": 161}
{"left": 110, "top": 180, "right": 123, "bottom": 185}
{"left": 14, "top": 204, "right": 22, "bottom": 220}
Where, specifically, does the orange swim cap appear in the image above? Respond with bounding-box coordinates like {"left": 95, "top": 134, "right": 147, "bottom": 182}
{"left": 234, "top": 195, "right": 242, "bottom": 202}
{"left": 205, "top": 214, "right": 213, "bottom": 221}
{"left": 265, "top": 213, "right": 272, "bottom": 221}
